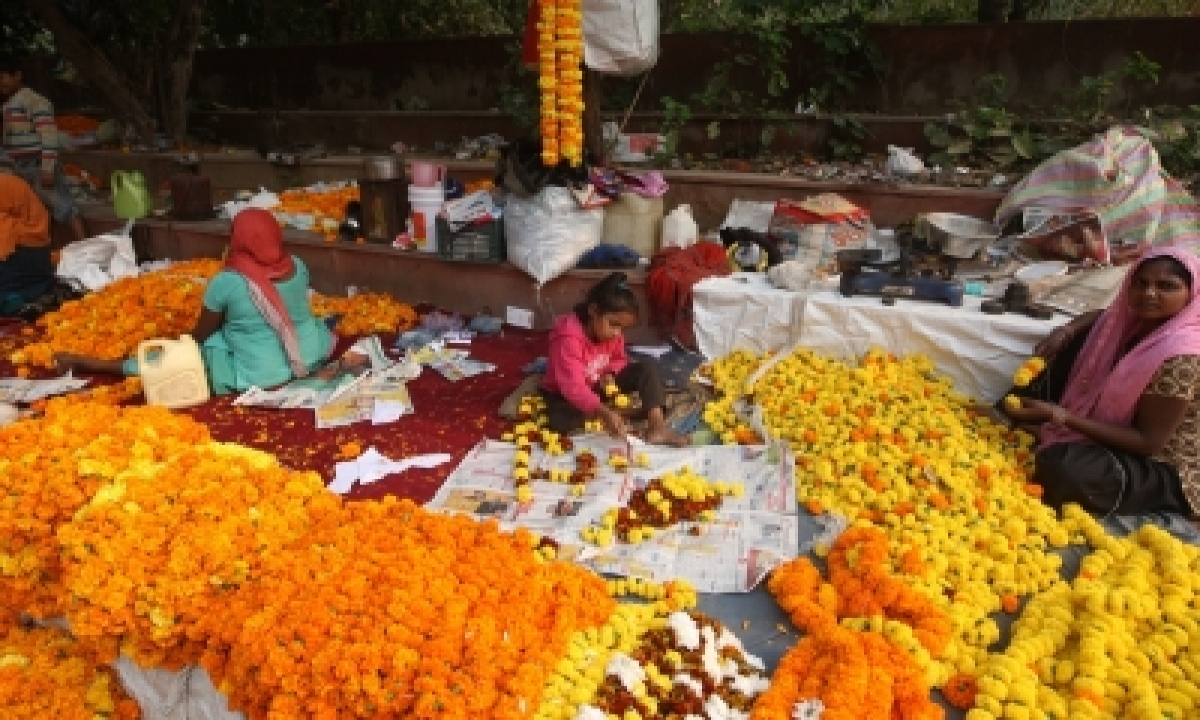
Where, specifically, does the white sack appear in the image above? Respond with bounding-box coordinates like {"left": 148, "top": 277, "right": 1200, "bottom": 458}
{"left": 505, "top": 186, "right": 604, "bottom": 285}
{"left": 56, "top": 232, "right": 139, "bottom": 292}
{"left": 113, "top": 658, "right": 244, "bottom": 720}
{"left": 583, "top": 0, "right": 659, "bottom": 76}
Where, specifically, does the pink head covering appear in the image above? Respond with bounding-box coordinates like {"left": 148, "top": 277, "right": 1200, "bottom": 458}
{"left": 225, "top": 209, "right": 309, "bottom": 378}
{"left": 1042, "top": 246, "right": 1200, "bottom": 447}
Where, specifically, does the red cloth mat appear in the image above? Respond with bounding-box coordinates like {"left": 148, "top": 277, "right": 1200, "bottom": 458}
{"left": 0, "top": 322, "right": 545, "bottom": 505}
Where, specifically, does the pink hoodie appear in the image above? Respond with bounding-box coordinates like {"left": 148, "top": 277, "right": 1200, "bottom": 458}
{"left": 541, "top": 313, "right": 628, "bottom": 413}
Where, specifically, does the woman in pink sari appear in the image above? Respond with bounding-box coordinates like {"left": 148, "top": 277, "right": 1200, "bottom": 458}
{"left": 1004, "top": 247, "right": 1200, "bottom": 519}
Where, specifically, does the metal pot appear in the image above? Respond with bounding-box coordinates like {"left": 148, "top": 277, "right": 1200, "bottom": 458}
{"left": 363, "top": 155, "right": 402, "bottom": 181}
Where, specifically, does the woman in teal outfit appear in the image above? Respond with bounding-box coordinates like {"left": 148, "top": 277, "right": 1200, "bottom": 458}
{"left": 56, "top": 208, "right": 332, "bottom": 394}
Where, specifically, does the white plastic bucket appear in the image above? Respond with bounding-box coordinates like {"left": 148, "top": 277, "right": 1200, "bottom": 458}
{"left": 408, "top": 184, "right": 445, "bottom": 253}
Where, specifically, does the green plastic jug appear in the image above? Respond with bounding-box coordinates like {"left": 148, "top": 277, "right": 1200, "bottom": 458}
{"left": 111, "top": 170, "right": 152, "bottom": 219}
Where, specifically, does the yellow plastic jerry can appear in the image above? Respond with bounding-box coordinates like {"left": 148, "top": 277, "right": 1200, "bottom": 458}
{"left": 137, "top": 336, "right": 210, "bottom": 409}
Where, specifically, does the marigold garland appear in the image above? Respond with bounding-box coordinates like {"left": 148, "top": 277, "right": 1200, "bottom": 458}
{"left": 757, "top": 529, "right": 946, "bottom": 720}
{"left": 966, "top": 507, "right": 1200, "bottom": 720}
{"left": 537, "top": 0, "right": 584, "bottom": 166}
{"left": 0, "top": 624, "right": 140, "bottom": 719}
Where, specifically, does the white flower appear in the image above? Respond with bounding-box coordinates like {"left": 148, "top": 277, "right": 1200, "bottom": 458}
{"left": 793, "top": 698, "right": 825, "bottom": 720}
{"left": 574, "top": 706, "right": 607, "bottom": 720}
{"left": 673, "top": 673, "right": 703, "bottom": 697}
{"left": 605, "top": 652, "right": 646, "bottom": 692}
{"left": 668, "top": 611, "right": 701, "bottom": 650}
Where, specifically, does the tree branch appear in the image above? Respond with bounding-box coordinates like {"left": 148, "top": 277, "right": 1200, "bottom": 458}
{"left": 162, "top": 0, "right": 207, "bottom": 140}
{"left": 15, "top": 0, "right": 157, "bottom": 143}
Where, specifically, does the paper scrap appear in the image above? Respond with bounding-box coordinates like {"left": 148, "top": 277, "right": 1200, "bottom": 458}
{"left": 506, "top": 306, "right": 534, "bottom": 329}
{"left": 629, "top": 345, "right": 673, "bottom": 359}
{"left": 329, "top": 447, "right": 454, "bottom": 495}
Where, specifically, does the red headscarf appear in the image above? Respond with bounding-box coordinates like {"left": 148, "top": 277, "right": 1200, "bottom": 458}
{"left": 225, "top": 209, "right": 309, "bottom": 377}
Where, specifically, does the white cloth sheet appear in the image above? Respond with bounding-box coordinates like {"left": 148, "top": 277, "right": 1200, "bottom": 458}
{"left": 693, "top": 274, "right": 806, "bottom": 360}
{"left": 693, "top": 276, "right": 1068, "bottom": 402}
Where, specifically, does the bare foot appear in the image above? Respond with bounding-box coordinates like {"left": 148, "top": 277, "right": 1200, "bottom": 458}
{"left": 646, "top": 427, "right": 691, "bottom": 448}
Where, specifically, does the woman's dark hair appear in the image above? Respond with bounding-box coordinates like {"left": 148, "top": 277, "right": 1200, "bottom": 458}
{"left": 1138, "top": 255, "right": 1193, "bottom": 289}
{"left": 575, "top": 272, "right": 640, "bottom": 322}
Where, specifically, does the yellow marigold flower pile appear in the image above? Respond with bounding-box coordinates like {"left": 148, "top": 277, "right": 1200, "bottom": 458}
{"left": 703, "top": 347, "right": 1076, "bottom": 683}
{"left": 0, "top": 403, "right": 209, "bottom": 625}
{"left": 536, "top": 0, "right": 584, "bottom": 166}
{"left": 10, "top": 259, "right": 222, "bottom": 368}
{"left": 757, "top": 527, "right": 946, "bottom": 720}
{"left": 0, "top": 624, "right": 139, "bottom": 719}
{"left": 309, "top": 291, "right": 419, "bottom": 335}
{"left": 966, "top": 506, "right": 1200, "bottom": 720}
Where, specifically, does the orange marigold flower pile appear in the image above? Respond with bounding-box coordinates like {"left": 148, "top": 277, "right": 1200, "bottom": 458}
{"left": 275, "top": 183, "right": 360, "bottom": 229}
{"left": 754, "top": 527, "right": 947, "bottom": 720}
{"left": 10, "top": 259, "right": 222, "bottom": 368}
{"left": 0, "top": 403, "right": 209, "bottom": 625}
{"left": 54, "top": 432, "right": 613, "bottom": 719}
{"left": 0, "top": 624, "right": 140, "bottom": 720}
{"left": 309, "top": 292, "right": 420, "bottom": 335}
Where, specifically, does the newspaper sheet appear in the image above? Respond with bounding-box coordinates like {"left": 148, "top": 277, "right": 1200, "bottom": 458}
{"left": 0, "top": 374, "right": 90, "bottom": 404}
{"left": 427, "top": 434, "right": 799, "bottom": 593}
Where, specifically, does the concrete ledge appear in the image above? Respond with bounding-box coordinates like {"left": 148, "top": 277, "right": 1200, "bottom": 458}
{"left": 64, "top": 150, "right": 1005, "bottom": 231}
{"left": 80, "top": 207, "right": 661, "bottom": 343}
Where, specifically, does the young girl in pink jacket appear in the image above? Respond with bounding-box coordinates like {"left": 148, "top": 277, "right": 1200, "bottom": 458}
{"left": 541, "top": 272, "right": 689, "bottom": 447}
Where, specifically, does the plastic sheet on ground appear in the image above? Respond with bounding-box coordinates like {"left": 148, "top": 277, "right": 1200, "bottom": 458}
{"left": 427, "top": 434, "right": 800, "bottom": 593}
{"left": 692, "top": 274, "right": 805, "bottom": 361}
{"left": 56, "top": 229, "right": 139, "bottom": 292}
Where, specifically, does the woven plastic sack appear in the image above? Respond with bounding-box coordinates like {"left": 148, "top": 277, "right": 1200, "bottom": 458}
{"left": 505, "top": 186, "right": 604, "bottom": 285}
{"left": 583, "top": 0, "right": 659, "bottom": 76}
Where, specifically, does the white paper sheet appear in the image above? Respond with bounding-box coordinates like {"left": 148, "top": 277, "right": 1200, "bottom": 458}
{"left": 329, "top": 448, "right": 453, "bottom": 494}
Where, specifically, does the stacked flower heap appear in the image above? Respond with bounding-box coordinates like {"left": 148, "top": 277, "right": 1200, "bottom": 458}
{"left": 276, "top": 183, "right": 360, "bottom": 236}
{"left": 703, "top": 347, "right": 1076, "bottom": 686}
{"left": 10, "top": 259, "right": 222, "bottom": 368}
{"left": 536, "top": 0, "right": 584, "bottom": 166}
{"left": 966, "top": 506, "right": 1200, "bottom": 720}
{"left": 309, "top": 291, "right": 419, "bottom": 335}
{"left": 756, "top": 527, "right": 948, "bottom": 720}
{"left": 0, "top": 402, "right": 210, "bottom": 625}
{"left": 9, "top": 262, "right": 421, "bottom": 370}
{"left": 0, "top": 624, "right": 139, "bottom": 719}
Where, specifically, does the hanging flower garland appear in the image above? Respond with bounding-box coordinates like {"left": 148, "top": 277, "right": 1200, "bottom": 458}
{"left": 537, "top": 0, "right": 584, "bottom": 166}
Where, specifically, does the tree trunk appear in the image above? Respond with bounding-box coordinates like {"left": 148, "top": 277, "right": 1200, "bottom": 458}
{"left": 583, "top": 68, "right": 606, "bottom": 166}
{"left": 161, "top": 0, "right": 207, "bottom": 141}
{"left": 16, "top": 0, "right": 157, "bottom": 143}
